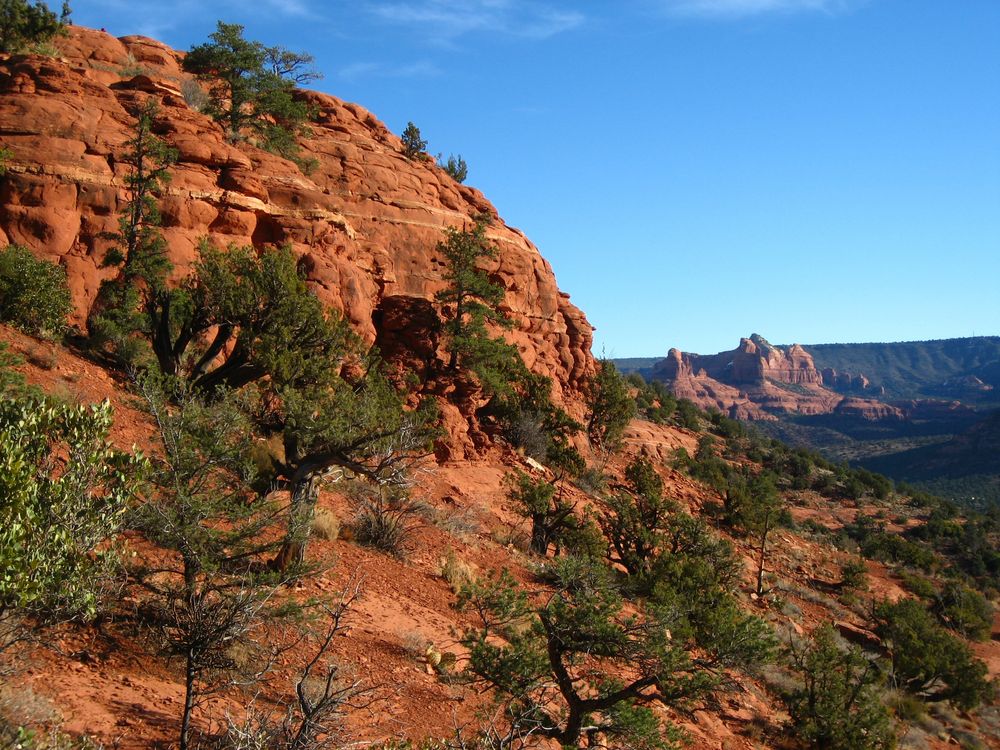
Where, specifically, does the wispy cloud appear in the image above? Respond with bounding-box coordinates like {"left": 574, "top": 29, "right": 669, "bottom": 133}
{"left": 368, "top": 0, "right": 584, "bottom": 41}
{"left": 658, "top": 0, "right": 859, "bottom": 19}
{"left": 337, "top": 60, "right": 441, "bottom": 81}
{"left": 260, "top": 0, "right": 315, "bottom": 18}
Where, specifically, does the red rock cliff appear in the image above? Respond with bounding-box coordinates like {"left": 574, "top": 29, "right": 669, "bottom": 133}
{"left": 0, "top": 27, "right": 594, "bottom": 408}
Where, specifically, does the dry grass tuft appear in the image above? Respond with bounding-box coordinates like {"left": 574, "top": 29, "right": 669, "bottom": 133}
{"left": 311, "top": 508, "right": 341, "bottom": 541}
{"left": 439, "top": 548, "right": 477, "bottom": 594}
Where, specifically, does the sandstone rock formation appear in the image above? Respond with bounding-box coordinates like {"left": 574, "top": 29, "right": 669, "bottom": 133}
{"left": 0, "top": 27, "right": 594, "bottom": 419}
{"left": 650, "top": 334, "right": 893, "bottom": 420}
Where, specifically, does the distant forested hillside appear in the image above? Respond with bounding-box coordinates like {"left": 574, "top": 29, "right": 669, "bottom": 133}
{"left": 807, "top": 336, "right": 1000, "bottom": 403}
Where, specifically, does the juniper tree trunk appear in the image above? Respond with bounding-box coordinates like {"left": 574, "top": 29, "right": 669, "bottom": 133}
{"left": 271, "top": 473, "right": 319, "bottom": 571}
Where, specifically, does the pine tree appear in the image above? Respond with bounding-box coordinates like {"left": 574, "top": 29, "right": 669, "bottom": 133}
{"left": 183, "top": 21, "right": 320, "bottom": 165}
{"left": 91, "top": 100, "right": 176, "bottom": 362}
{"left": 0, "top": 0, "right": 65, "bottom": 53}
{"left": 787, "top": 624, "right": 895, "bottom": 750}
{"left": 401, "top": 121, "right": 427, "bottom": 159}
{"left": 434, "top": 216, "right": 520, "bottom": 390}
{"left": 586, "top": 359, "right": 637, "bottom": 452}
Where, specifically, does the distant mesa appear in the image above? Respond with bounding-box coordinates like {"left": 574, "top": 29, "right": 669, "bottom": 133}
{"left": 646, "top": 333, "right": 889, "bottom": 421}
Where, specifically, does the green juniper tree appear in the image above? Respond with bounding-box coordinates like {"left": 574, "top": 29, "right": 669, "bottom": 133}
{"left": 116, "top": 240, "right": 436, "bottom": 571}
{"left": 874, "top": 598, "right": 991, "bottom": 710}
{"left": 460, "top": 556, "right": 771, "bottom": 748}
{"left": 401, "top": 121, "right": 426, "bottom": 159}
{"left": 600, "top": 456, "right": 672, "bottom": 580}
{"left": 130, "top": 375, "right": 301, "bottom": 750}
{"left": 434, "top": 216, "right": 517, "bottom": 383}
{"left": 786, "top": 624, "right": 895, "bottom": 750}
{"left": 586, "top": 359, "right": 637, "bottom": 453}
{"left": 507, "top": 471, "right": 576, "bottom": 556}
{"left": 183, "top": 21, "right": 320, "bottom": 166}
{"left": 91, "top": 100, "right": 176, "bottom": 362}
{"left": 0, "top": 0, "right": 66, "bottom": 53}
{"left": 439, "top": 153, "right": 467, "bottom": 182}
{"left": 145, "top": 242, "right": 349, "bottom": 390}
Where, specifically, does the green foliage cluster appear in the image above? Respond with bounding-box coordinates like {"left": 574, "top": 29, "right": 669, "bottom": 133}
{"left": 839, "top": 557, "right": 869, "bottom": 592}
{"left": 786, "top": 624, "right": 895, "bottom": 750}
{"left": 905, "top": 500, "right": 1000, "bottom": 593}
{"left": 586, "top": 359, "right": 636, "bottom": 452}
{"left": 438, "top": 153, "right": 467, "bottom": 182}
{"left": 91, "top": 101, "right": 176, "bottom": 362}
{"left": 129, "top": 375, "right": 307, "bottom": 750}
{"left": 183, "top": 21, "right": 320, "bottom": 168}
{"left": 460, "top": 438, "right": 776, "bottom": 746}
{"left": 460, "top": 555, "right": 770, "bottom": 748}
{"left": 932, "top": 581, "right": 993, "bottom": 641}
{"left": 0, "top": 393, "right": 146, "bottom": 621}
{"left": 507, "top": 471, "right": 599, "bottom": 557}
{"left": 147, "top": 242, "right": 351, "bottom": 391}
{"left": 0, "top": 0, "right": 68, "bottom": 53}
{"left": 674, "top": 398, "right": 702, "bottom": 430}
{"left": 400, "top": 121, "right": 426, "bottom": 159}
{"left": 625, "top": 372, "right": 678, "bottom": 424}
{"left": 844, "top": 514, "right": 938, "bottom": 572}
{"left": 874, "top": 598, "right": 992, "bottom": 710}
{"left": 432, "top": 216, "right": 584, "bottom": 475}
{"left": 0, "top": 244, "right": 71, "bottom": 338}
{"left": 434, "top": 216, "right": 511, "bottom": 382}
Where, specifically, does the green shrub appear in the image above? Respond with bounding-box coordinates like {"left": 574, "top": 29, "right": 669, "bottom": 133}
{"left": 0, "top": 394, "right": 145, "bottom": 621}
{"left": 401, "top": 121, "right": 427, "bottom": 158}
{"left": 875, "top": 598, "right": 991, "bottom": 710}
{"left": 898, "top": 571, "right": 936, "bottom": 600}
{"left": 674, "top": 398, "right": 702, "bottom": 429}
{"left": 438, "top": 153, "right": 467, "bottom": 182}
{"left": 585, "top": 359, "right": 636, "bottom": 452}
{"left": 840, "top": 557, "right": 869, "bottom": 592}
{"left": 459, "top": 558, "right": 768, "bottom": 748}
{"left": 933, "top": 581, "right": 993, "bottom": 641}
{"left": 0, "top": 0, "right": 67, "bottom": 53}
{"left": 786, "top": 624, "right": 895, "bottom": 750}
{"left": 0, "top": 245, "right": 71, "bottom": 337}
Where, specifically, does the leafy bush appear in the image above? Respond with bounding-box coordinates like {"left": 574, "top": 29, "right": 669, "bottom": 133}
{"left": 0, "top": 394, "right": 145, "bottom": 621}
{"left": 932, "top": 581, "right": 993, "bottom": 641}
{"left": 628, "top": 373, "right": 677, "bottom": 424}
{"left": 0, "top": 0, "right": 67, "bottom": 53}
{"left": 400, "top": 121, "right": 426, "bottom": 158}
{"left": 438, "top": 153, "right": 467, "bottom": 182}
{"left": 459, "top": 558, "right": 760, "bottom": 748}
{"left": 0, "top": 245, "right": 71, "bottom": 337}
{"left": 600, "top": 456, "right": 673, "bottom": 580}
{"left": 585, "top": 359, "right": 636, "bottom": 452}
{"left": 674, "top": 398, "right": 702, "bottom": 429}
{"left": 840, "top": 557, "right": 869, "bottom": 592}
{"left": 786, "top": 624, "right": 895, "bottom": 750}
{"left": 874, "top": 598, "right": 991, "bottom": 709}
{"left": 508, "top": 471, "right": 568, "bottom": 556}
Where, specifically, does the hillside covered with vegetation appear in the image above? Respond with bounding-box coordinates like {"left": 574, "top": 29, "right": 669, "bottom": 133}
{"left": 0, "top": 5, "right": 997, "bottom": 750}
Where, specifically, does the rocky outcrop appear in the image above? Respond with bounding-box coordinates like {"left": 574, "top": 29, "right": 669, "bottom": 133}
{"left": 0, "top": 27, "right": 594, "bottom": 414}
{"left": 650, "top": 334, "right": 894, "bottom": 421}
{"left": 833, "top": 398, "right": 905, "bottom": 422}
{"left": 821, "top": 367, "right": 871, "bottom": 391}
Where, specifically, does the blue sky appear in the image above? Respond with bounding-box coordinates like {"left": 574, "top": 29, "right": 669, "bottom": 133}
{"left": 69, "top": 0, "right": 1000, "bottom": 356}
